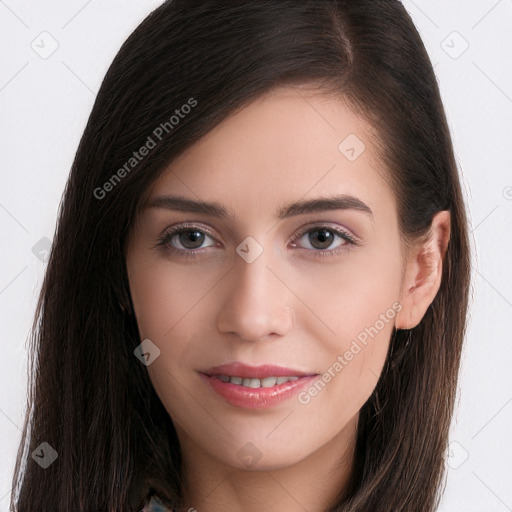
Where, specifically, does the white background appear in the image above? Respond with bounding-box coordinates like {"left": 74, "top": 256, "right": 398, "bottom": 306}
{"left": 0, "top": 1, "right": 511, "bottom": 510}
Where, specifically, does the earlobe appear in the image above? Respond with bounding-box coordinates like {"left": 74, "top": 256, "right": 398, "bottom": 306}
{"left": 395, "top": 210, "right": 451, "bottom": 329}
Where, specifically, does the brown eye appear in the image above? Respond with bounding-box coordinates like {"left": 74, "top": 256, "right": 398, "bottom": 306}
{"left": 176, "top": 229, "right": 206, "bottom": 249}
{"left": 307, "top": 228, "right": 337, "bottom": 250}
{"left": 291, "top": 225, "right": 356, "bottom": 252}
{"left": 157, "top": 224, "right": 217, "bottom": 256}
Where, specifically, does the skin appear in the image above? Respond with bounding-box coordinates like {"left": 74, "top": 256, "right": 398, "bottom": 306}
{"left": 126, "top": 86, "right": 450, "bottom": 512}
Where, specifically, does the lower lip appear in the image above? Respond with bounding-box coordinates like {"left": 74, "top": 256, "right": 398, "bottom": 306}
{"left": 199, "top": 373, "right": 318, "bottom": 409}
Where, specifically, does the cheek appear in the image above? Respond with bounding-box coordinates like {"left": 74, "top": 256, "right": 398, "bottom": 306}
{"left": 289, "top": 240, "right": 403, "bottom": 343}
{"left": 127, "top": 257, "right": 217, "bottom": 342}
{"left": 290, "top": 243, "right": 402, "bottom": 412}
{"left": 127, "top": 257, "right": 224, "bottom": 406}
{"left": 130, "top": 260, "right": 210, "bottom": 426}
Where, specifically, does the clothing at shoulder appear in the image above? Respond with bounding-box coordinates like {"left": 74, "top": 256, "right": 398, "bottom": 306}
{"left": 139, "top": 494, "right": 173, "bottom": 512}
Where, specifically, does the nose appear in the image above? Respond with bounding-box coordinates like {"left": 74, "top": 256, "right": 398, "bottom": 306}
{"left": 215, "top": 244, "right": 294, "bottom": 342}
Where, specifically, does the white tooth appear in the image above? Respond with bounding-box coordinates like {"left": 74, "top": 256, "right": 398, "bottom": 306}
{"left": 261, "top": 377, "right": 278, "bottom": 388}
{"left": 243, "top": 378, "right": 261, "bottom": 388}
{"left": 224, "top": 375, "right": 300, "bottom": 387}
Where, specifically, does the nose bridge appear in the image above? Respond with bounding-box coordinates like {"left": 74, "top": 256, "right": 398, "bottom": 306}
{"left": 216, "top": 240, "right": 293, "bottom": 341}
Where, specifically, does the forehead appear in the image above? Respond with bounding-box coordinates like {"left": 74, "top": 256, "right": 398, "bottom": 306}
{"left": 146, "top": 86, "right": 393, "bottom": 219}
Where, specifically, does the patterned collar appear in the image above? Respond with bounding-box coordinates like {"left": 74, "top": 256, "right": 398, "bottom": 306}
{"left": 140, "top": 494, "right": 173, "bottom": 512}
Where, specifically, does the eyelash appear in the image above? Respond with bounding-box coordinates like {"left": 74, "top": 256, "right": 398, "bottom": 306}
{"left": 154, "top": 222, "right": 359, "bottom": 260}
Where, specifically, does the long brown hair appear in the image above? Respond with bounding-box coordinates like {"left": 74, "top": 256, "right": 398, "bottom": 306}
{"left": 11, "top": 1, "right": 471, "bottom": 510}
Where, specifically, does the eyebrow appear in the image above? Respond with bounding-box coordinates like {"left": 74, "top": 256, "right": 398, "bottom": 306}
{"left": 143, "top": 194, "right": 374, "bottom": 221}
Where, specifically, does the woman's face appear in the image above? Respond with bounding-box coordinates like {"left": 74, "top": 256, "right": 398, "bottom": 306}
{"left": 126, "top": 87, "right": 405, "bottom": 471}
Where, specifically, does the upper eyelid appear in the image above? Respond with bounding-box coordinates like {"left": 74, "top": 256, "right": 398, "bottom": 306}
{"left": 292, "top": 221, "right": 356, "bottom": 239}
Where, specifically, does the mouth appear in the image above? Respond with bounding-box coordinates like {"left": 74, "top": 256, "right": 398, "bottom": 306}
{"left": 199, "top": 362, "right": 319, "bottom": 409}
{"left": 209, "top": 374, "right": 302, "bottom": 388}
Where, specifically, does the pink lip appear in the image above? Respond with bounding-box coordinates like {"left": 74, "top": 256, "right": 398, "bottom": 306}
{"left": 199, "top": 362, "right": 318, "bottom": 409}
{"left": 203, "top": 362, "right": 316, "bottom": 379}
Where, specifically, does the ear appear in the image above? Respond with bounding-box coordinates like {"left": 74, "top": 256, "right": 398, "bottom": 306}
{"left": 395, "top": 210, "right": 451, "bottom": 329}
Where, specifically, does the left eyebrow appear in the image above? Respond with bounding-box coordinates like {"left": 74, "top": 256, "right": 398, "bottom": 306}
{"left": 277, "top": 195, "right": 374, "bottom": 222}
{"left": 142, "top": 193, "right": 374, "bottom": 222}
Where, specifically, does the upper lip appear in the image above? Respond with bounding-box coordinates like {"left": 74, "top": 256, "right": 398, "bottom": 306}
{"left": 201, "top": 362, "right": 318, "bottom": 379}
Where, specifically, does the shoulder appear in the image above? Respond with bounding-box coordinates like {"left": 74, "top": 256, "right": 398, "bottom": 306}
{"left": 139, "top": 494, "right": 174, "bottom": 512}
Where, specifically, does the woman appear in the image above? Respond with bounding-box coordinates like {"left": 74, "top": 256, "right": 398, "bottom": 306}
{"left": 11, "top": 1, "right": 471, "bottom": 511}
